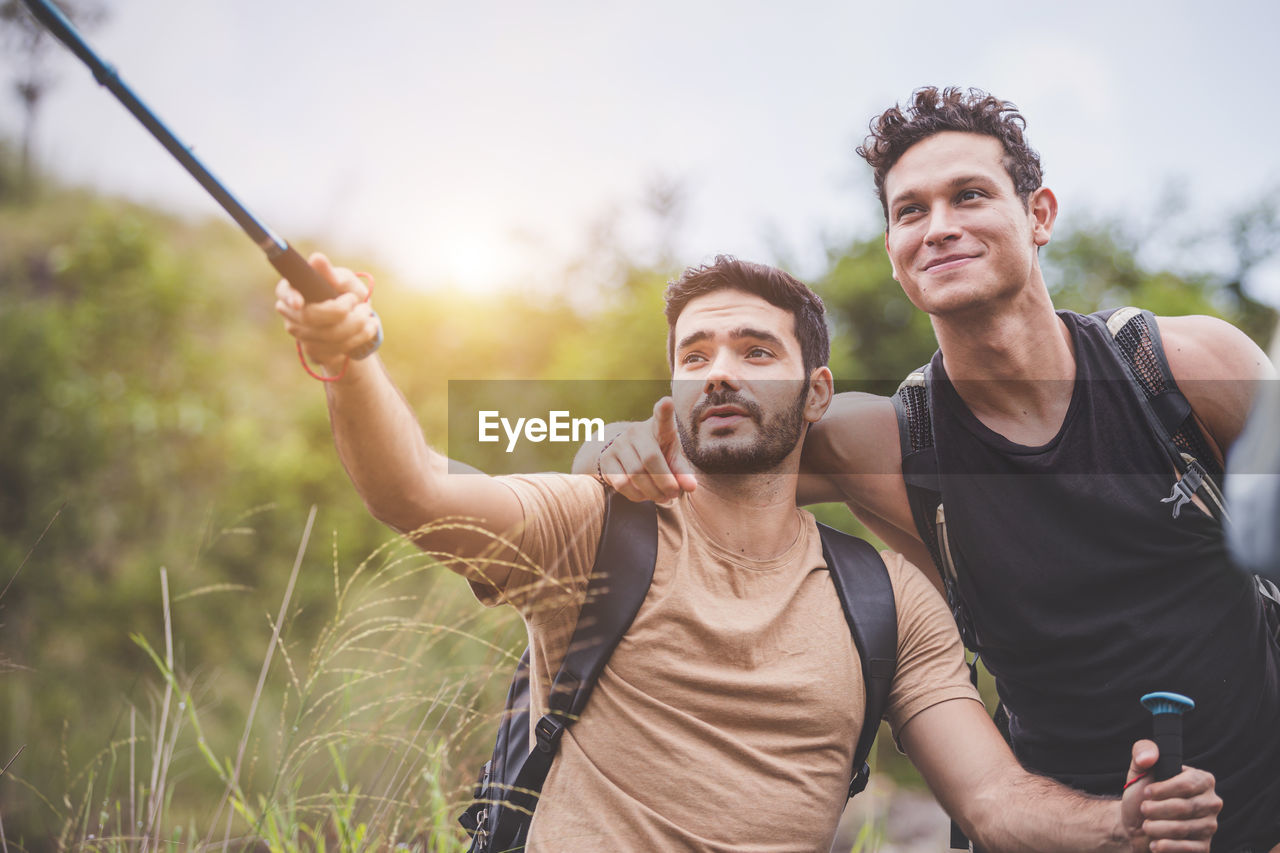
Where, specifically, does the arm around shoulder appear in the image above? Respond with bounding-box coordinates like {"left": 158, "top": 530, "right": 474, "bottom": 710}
{"left": 799, "top": 391, "right": 902, "bottom": 504}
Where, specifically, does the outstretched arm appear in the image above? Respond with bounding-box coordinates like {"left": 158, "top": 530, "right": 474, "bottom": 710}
{"left": 901, "top": 698, "right": 1220, "bottom": 852}
{"left": 276, "top": 254, "right": 523, "bottom": 564}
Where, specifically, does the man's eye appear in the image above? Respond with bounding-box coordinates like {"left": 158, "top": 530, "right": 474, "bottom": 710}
{"left": 681, "top": 353, "right": 707, "bottom": 365}
{"left": 747, "top": 347, "right": 773, "bottom": 359}
{"left": 958, "top": 189, "right": 984, "bottom": 202}
{"left": 895, "top": 204, "right": 921, "bottom": 220}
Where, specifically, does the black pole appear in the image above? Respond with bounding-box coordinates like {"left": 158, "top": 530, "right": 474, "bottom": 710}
{"left": 19, "top": 0, "right": 341, "bottom": 305}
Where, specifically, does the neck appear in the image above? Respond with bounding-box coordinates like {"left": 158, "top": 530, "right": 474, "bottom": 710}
{"left": 687, "top": 468, "right": 801, "bottom": 562}
{"left": 931, "top": 281, "right": 1077, "bottom": 441}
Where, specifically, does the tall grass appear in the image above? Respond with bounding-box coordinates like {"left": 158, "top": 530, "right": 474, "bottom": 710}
{"left": 0, "top": 505, "right": 910, "bottom": 852}
{"left": 1, "top": 509, "right": 527, "bottom": 851}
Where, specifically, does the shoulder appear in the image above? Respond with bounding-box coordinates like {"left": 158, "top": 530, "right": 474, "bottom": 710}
{"left": 880, "top": 550, "right": 948, "bottom": 619}
{"left": 478, "top": 474, "right": 608, "bottom": 606}
{"left": 1155, "top": 314, "right": 1276, "bottom": 383}
{"left": 497, "top": 473, "right": 609, "bottom": 542}
{"left": 877, "top": 550, "right": 981, "bottom": 733}
{"left": 1153, "top": 314, "right": 1277, "bottom": 453}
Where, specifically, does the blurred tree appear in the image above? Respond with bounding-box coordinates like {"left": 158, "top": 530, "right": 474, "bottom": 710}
{"left": 0, "top": 0, "right": 107, "bottom": 192}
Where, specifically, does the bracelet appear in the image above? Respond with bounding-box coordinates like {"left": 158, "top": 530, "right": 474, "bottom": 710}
{"left": 594, "top": 437, "right": 617, "bottom": 488}
{"left": 297, "top": 272, "right": 377, "bottom": 383}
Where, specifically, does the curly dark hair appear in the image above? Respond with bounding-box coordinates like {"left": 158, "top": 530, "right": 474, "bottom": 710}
{"left": 664, "top": 255, "right": 830, "bottom": 376}
{"left": 857, "top": 86, "right": 1043, "bottom": 221}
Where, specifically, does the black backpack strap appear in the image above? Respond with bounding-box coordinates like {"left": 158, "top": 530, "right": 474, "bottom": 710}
{"left": 1090, "top": 307, "right": 1229, "bottom": 521}
{"left": 891, "top": 364, "right": 978, "bottom": 650}
{"left": 817, "top": 524, "right": 897, "bottom": 798}
{"left": 474, "top": 491, "right": 658, "bottom": 849}
{"left": 892, "top": 366, "right": 947, "bottom": 573}
{"left": 542, "top": 492, "right": 659, "bottom": 734}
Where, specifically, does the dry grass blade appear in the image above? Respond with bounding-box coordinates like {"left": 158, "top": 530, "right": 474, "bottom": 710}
{"left": 0, "top": 500, "right": 64, "bottom": 604}
{"left": 209, "top": 503, "right": 318, "bottom": 849}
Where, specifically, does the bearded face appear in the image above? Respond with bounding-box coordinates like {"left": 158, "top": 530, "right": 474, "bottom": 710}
{"left": 676, "top": 380, "right": 809, "bottom": 475}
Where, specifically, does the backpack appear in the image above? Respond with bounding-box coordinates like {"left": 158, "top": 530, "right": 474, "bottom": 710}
{"left": 891, "top": 306, "right": 1280, "bottom": 851}
{"left": 457, "top": 490, "right": 899, "bottom": 853}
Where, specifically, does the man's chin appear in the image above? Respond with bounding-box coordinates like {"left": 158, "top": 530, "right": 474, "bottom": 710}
{"left": 689, "top": 442, "right": 788, "bottom": 476}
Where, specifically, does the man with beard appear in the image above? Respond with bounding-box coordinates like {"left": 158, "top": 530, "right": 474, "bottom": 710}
{"left": 580, "top": 88, "right": 1279, "bottom": 853}
{"left": 278, "top": 253, "right": 1219, "bottom": 851}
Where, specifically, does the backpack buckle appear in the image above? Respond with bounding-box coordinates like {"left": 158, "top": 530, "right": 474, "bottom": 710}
{"left": 848, "top": 761, "right": 871, "bottom": 798}
{"left": 534, "top": 714, "right": 565, "bottom": 753}
{"left": 1160, "top": 460, "right": 1205, "bottom": 518}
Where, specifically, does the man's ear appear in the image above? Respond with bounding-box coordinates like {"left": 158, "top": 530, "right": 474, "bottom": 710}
{"left": 884, "top": 230, "right": 899, "bottom": 281}
{"left": 805, "top": 366, "right": 835, "bottom": 422}
{"left": 1030, "top": 187, "right": 1058, "bottom": 247}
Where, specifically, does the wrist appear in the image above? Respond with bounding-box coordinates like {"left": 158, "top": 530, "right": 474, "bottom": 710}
{"left": 594, "top": 437, "right": 617, "bottom": 487}
{"left": 1114, "top": 802, "right": 1141, "bottom": 853}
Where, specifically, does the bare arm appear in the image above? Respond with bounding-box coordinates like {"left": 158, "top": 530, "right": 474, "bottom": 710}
{"left": 1158, "top": 314, "right": 1277, "bottom": 461}
{"left": 573, "top": 390, "right": 945, "bottom": 582}
{"left": 901, "top": 698, "right": 1221, "bottom": 852}
{"left": 276, "top": 254, "right": 523, "bottom": 565}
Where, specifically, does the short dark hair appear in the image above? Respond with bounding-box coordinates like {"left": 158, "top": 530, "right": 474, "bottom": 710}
{"left": 858, "top": 86, "right": 1043, "bottom": 220}
{"left": 663, "top": 255, "right": 829, "bottom": 376}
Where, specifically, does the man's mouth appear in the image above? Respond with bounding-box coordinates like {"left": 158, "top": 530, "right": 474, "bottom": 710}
{"left": 923, "top": 253, "right": 977, "bottom": 272}
{"left": 700, "top": 405, "right": 749, "bottom": 425}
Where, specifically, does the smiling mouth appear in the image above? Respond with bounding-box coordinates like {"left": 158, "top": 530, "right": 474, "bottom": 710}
{"left": 923, "top": 254, "right": 976, "bottom": 272}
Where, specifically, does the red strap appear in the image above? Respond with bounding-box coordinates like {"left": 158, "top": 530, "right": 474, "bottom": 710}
{"left": 1123, "top": 770, "right": 1150, "bottom": 790}
{"left": 296, "top": 272, "right": 375, "bottom": 383}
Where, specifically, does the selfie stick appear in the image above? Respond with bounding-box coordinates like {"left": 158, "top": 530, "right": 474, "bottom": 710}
{"left": 20, "top": 0, "right": 379, "bottom": 355}
{"left": 1140, "top": 692, "right": 1194, "bottom": 781}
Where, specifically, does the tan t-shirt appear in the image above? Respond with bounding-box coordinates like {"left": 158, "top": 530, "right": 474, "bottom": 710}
{"left": 470, "top": 473, "right": 979, "bottom": 852}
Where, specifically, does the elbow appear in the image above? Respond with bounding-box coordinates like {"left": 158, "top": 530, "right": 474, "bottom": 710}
{"left": 956, "top": 794, "right": 997, "bottom": 850}
{"left": 947, "top": 777, "right": 1016, "bottom": 852}
{"left": 363, "top": 485, "right": 444, "bottom": 540}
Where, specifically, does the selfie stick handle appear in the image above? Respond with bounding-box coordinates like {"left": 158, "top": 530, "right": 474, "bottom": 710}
{"left": 1140, "top": 692, "right": 1194, "bottom": 781}
{"left": 20, "top": 0, "right": 340, "bottom": 305}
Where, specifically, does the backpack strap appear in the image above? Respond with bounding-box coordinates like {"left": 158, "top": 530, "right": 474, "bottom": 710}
{"left": 1090, "top": 307, "right": 1229, "bottom": 522}
{"left": 892, "top": 365, "right": 945, "bottom": 570}
{"left": 483, "top": 491, "right": 658, "bottom": 843}
{"left": 817, "top": 524, "right": 897, "bottom": 798}
{"left": 891, "top": 365, "right": 978, "bottom": 649}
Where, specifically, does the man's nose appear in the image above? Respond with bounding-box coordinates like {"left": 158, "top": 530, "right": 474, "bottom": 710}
{"left": 702, "top": 350, "right": 741, "bottom": 393}
{"left": 924, "top": 203, "right": 962, "bottom": 246}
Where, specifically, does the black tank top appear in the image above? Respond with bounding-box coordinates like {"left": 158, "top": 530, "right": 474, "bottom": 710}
{"left": 929, "top": 310, "right": 1280, "bottom": 851}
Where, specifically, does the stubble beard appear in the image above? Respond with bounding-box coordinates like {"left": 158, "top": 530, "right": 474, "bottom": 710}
{"left": 676, "top": 382, "right": 809, "bottom": 476}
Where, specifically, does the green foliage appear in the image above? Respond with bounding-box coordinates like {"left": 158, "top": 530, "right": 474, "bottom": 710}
{"left": 817, "top": 235, "right": 935, "bottom": 385}
{"left": 2, "top": 141, "right": 1277, "bottom": 847}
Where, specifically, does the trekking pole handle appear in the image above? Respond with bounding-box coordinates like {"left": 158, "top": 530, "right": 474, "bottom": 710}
{"left": 1140, "top": 692, "right": 1194, "bottom": 781}
{"left": 267, "top": 244, "right": 341, "bottom": 304}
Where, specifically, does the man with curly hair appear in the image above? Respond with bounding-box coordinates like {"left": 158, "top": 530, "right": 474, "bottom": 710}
{"left": 585, "top": 88, "right": 1280, "bottom": 852}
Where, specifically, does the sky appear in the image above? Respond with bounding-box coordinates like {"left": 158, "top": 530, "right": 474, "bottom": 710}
{"left": 4, "top": 0, "right": 1280, "bottom": 303}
